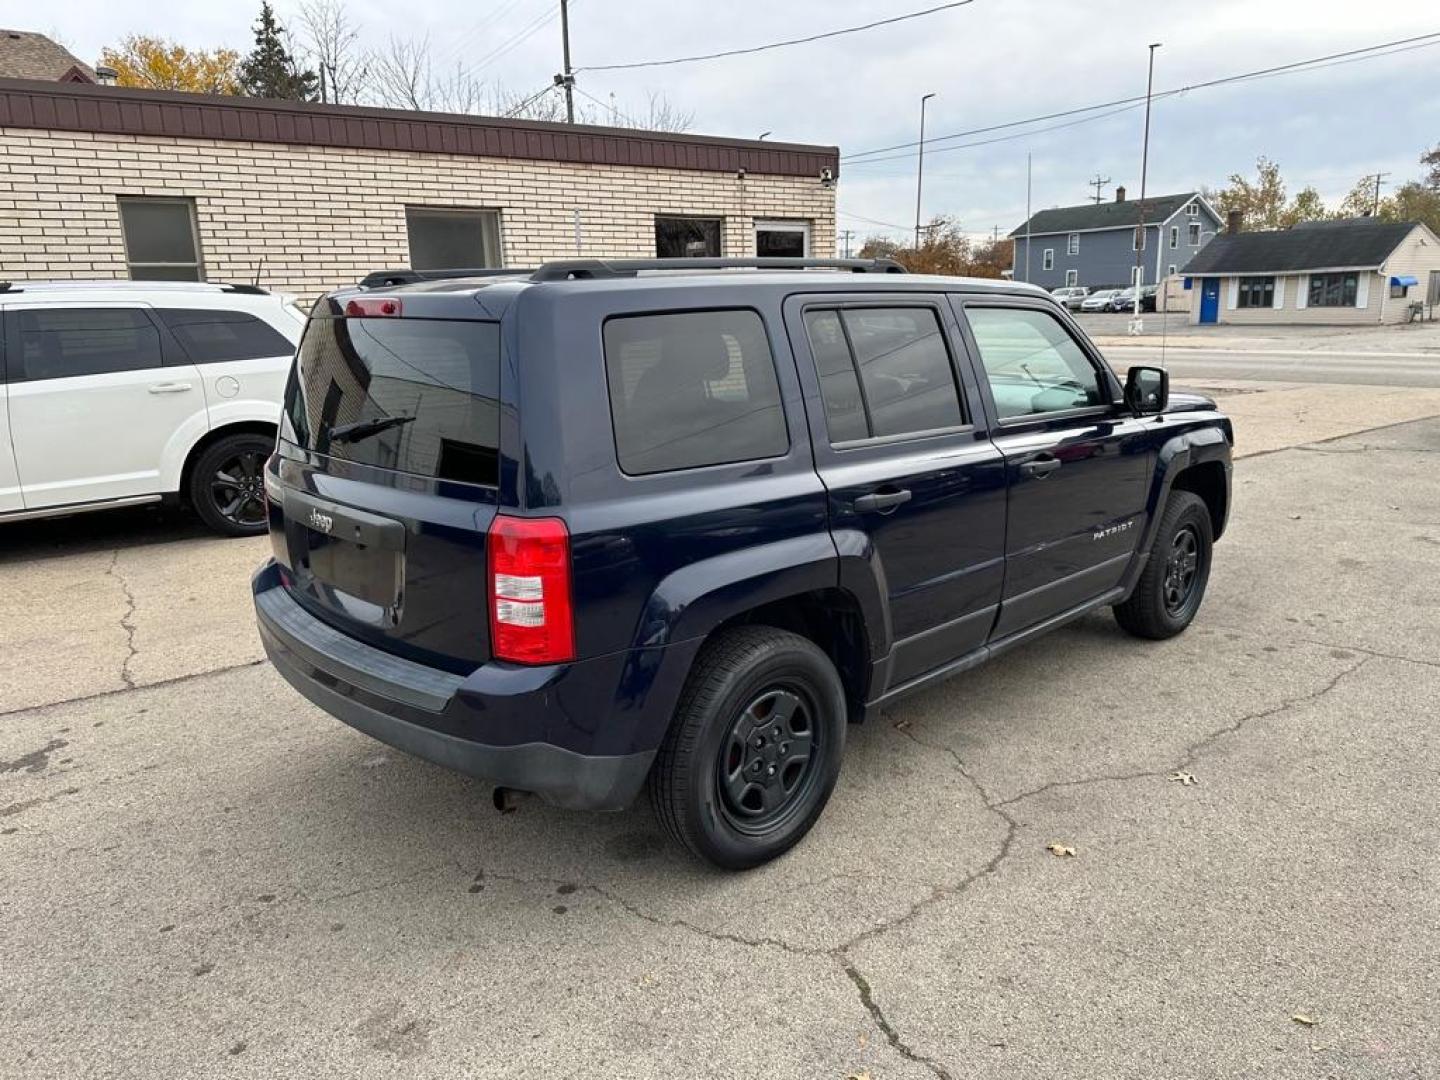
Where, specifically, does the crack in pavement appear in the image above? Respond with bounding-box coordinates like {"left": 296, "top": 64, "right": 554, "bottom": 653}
{"left": 844, "top": 963, "right": 954, "bottom": 1080}
{"left": 993, "top": 654, "right": 1371, "bottom": 810}
{"left": 105, "top": 551, "right": 139, "bottom": 690}
{"left": 0, "top": 660, "right": 267, "bottom": 721}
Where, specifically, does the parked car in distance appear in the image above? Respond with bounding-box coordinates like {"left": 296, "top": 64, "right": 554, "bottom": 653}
{"left": 0, "top": 280, "right": 302, "bottom": 535}
{"left": 1108, "top": 286, "right": 1158, "bottom": 312}
{"left": 254, "top": 256, "right": 1233, "bottom": 870}
{"left": 1051, "top": 285, "right": 1089, "bottom": 310}
{"left": 1080, "top": 289, "right": 1124, "bottom": 312}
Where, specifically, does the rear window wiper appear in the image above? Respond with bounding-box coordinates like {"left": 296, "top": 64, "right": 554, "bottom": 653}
{"left": 326, "top": 415, "right": 416, "bottom": 444}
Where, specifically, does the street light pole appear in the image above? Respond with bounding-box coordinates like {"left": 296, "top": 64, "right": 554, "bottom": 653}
{"left": 914, "top": 92, "right": 936, "bottom": 250}
{"left": 1132, "top": 42, "right": 1160, "bottom": 329}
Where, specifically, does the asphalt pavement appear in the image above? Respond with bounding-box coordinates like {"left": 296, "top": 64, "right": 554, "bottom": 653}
{"left": 3, "top": 417, "right": 1439, "bottom": 1079}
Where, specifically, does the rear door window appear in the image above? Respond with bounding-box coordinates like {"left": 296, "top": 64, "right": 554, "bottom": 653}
{"left": 603, "top": 309, "right": 787, "bottom": 475}
{"left": 801, "top": 305, "right": 964, "bottom": 441}
{"left": 283, "top": 317, "right": 501, "bottom": 487}
{"left": 157, "top": 308, "right": 295, "bottom": 364}
{"left": 11, "top": 308, "right": 163, "bottom": 381}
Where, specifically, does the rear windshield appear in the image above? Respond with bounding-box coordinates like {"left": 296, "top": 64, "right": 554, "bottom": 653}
{"left": 283, "top": 317, "right": 501, "bottom": 487}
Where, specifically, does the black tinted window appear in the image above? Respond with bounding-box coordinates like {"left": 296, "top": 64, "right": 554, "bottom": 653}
{"left": 604, "top": 309, "right": 787, "bottom": 475}
{"left": 284, "top": 318, "right": 501, "bottom": 487}
{"left": 655, "top": 216, "right": 722, "bottom": 257}
{"left": 803, "top": 306, "right": 963, "bottom": 441}
{"left": 157, "top": 308, "right": 294, "bottom": 363}
{"left": 14, "top": 308, "right": 162, "bottom": 381}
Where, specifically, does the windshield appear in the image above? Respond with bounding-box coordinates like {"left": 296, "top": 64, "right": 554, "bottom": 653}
{"left": 282, "top": 316, "right": 502, "bottom": 487}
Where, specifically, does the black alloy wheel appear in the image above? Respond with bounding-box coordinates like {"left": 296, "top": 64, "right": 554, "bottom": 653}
{"left": 189, "top": 432, "right": 276, "bottom": 537}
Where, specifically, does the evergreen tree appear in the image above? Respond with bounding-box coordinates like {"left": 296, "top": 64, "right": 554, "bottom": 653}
{"left": 239, "top": 3, "right": 318, "bottom": 101}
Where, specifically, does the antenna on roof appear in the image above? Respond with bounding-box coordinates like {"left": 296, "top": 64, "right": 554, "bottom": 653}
{"left": 252, "top": 257, "right": 265, "bottom": 288}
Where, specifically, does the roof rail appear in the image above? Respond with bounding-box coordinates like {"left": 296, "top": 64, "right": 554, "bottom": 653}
{"left": 220, "top": 283, "right": 269, "bottom": 295}
{"left": 529, "top": 257, "right": 908, "bottom": 281}
{"left": 359, "top": 267, "right": 535, "bottom": 288}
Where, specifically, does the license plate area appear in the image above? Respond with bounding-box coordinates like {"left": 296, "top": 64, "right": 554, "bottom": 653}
{"left": 284, "top": 489, "right": 407, "bottom": 628}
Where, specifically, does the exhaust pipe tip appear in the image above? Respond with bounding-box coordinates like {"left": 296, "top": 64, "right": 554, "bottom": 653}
{"left": 492, "top": 787, "right": 531, "bottom": 814}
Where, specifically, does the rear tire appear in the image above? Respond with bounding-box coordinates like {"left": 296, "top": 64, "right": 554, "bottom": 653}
{"left": 649, "top": 626, "right": 847, "bottom": 870}
{"left": 188, "top": 433, "right": 274, "bottom": 537}
{"left": 1113, "top": 490, "right": 1213, "bottom": 640}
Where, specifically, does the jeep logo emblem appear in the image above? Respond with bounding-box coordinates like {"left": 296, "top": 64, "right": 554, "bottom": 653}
{"left": 308, "top": 509, "right": 333, "bottom": 534}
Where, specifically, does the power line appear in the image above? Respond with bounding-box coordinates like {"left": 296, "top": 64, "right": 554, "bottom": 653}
{"left": 838, "top": 209, "right": 912, "bottom": 231}
{"left": 502, "top": 83, "right": 559, "bottom": 118}
{"left": 576, "top": 0, "right": 976, "bottom": 72}
{"left": 840, "top": 30, "right": 1440, "bottom": 164}
{"left": 431, "top": 0, "right": 542, "bottom": 73}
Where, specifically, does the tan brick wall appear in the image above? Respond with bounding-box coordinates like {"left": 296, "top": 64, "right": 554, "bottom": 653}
{"left": 0, "top": 127, "right": 836, "bottom": 300}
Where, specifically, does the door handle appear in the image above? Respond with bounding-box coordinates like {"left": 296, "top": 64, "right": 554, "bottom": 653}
{"left": 1019, "top": 455, "right": 1062, "bottom": 479}
{"left": 148, "top": 382, "right": 193, "bottom": 394}
{"left": 854, "top": 488, "right": 912, "bottom": 513}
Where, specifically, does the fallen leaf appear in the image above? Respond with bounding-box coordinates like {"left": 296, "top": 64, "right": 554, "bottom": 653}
{"left": 1045, "top": 843, "right": 1076, "bottom": 858}
{"left": 1291, "top": 1014, "right": 1319, "bottom": 1027}
{"left": 846, "top": 1072, "right": 872, "bottom": 1080}
{"left": 1168, "top": 771, "right": 1198, "bottom": 786}
{"left": 1289, "top": 514, "right": 1302, "bottom": 521}
{"left": 893, "top": 719, "right": 911, "bottom": 731}
{"left": 857, "top": 1032, "right": 868, "bottom": 1050}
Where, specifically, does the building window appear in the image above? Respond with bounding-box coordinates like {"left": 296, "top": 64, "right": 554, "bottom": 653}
{"left": 1067, "top": 233, "right": 1079, "bottom": 255}
{"left": 1237, "top": 276, "right": 1275, "bottom": 308}
{"left": 1188, "top": 222, "right": 1201, "bottom": 245}
{"left": 1043, "top": 248, "right": 1054, "bottom": 271}
{"left": 1390, "top": 281, "right": 1409, "bottom": 299}
{"left": 117, "top": 198, "right": 204, "bottom": 281}
{"left": 656, "top": 216, "right": 722, "bottom": 257}
{"left": 1309, "top": 272, "right": 1359, "bottom": 308}
{"left": 754, "top": 220, "right": 810, "bottom": 257}
{"left": 1186, "top": 201, "right": 1199, "bottom": 216}
{"left": 1169, "top": 226, "right": 1179, "bottom": 249}
{"left": 1133, "top": 228, "right": 1146, "bottom": 251}
{"left": 405, "top": 207, "right": 501, "bottom": 270}
{"left": 1065, "top": 269, "right": 1078, "bottom": 287}
{"left": 1167, "top": 264, "right": 1177, "bottom": 277}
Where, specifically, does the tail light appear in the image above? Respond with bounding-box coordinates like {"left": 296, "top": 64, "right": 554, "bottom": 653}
{"left": 487, "top": 515, "right": 575, "bottom": 664}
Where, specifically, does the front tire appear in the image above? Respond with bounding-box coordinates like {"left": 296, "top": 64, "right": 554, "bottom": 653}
{"left": 649, "top": 626, "right": 847, "bottom": 870}
{"left": 1113, "top": 490, "right": 1213, "bottom": 639}
{"left": 189, "top": 433, "right": 274, "bottom": 537}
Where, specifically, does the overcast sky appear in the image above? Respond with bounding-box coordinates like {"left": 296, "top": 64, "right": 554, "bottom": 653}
{"left": 38, "top": 0, "right": 1440, "bottom": 244}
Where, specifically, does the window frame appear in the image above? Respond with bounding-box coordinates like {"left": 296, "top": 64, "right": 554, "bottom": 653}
{"left": 655, "top": 214, "right": 724, "bottom": 258}
{"left": 1066, "top": 233, "right": 1080, "bottom": 256}
{"left": 404, "top": 205, "right": 503, "bottom": 271}
{"left": 953, "top": 296, "right": 1122, "bottom": 430}
{"left": 1065, "top": 269, "right": 1078, "bottom": 288}
{"left": 1186, "top": 201, "right": 1200, "bottom": 217}
{"left": 753, "top": 219, "right": 811, "bottom": 257}
{"left": 600, "top": 305, "right": 791, "bottom": 476}
{"left": 1236, "top": 275, "right": 1275, "bottom": 309}
{"left": 1188, "top": 221, "right": 1202, "bottom": 245}
{"left": 1169, "top": 225, "right": 1179, "bottom": 249}
{"left": 1308, "top": 271, "right": 1359, "bottom": 308}
{"left": 117, "top": 196, "right": 205, "bottom": 282}
{"left": 1042, "top": 248, "right": 1055, "bottom": 271}
{"left": 1133, "top": 227, "right": 1147, "bottom": 251}
{"left": 797, "top": 299, "right": 973, "bottom": 449}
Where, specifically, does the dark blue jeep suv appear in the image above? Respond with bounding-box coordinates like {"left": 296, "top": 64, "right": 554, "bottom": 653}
{"left": 254, "top": 257, "right": 1232, "bottom": 869}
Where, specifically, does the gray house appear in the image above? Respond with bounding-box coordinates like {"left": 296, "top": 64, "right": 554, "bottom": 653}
{"left": 1011, "top": 188, "right": 1222, "bottom": 291}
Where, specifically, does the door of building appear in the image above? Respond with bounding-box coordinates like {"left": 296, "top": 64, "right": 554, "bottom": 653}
{"left": 1199, "top": 279, "right": 1220, "bottom": 323}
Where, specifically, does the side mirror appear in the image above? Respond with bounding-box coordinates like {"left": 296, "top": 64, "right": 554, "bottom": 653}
{"left": 1124, "top": 365, "right": 1169, "bottom": 416}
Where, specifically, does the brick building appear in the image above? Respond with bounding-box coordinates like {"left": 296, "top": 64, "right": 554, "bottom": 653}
{"left": 0, "top": 78, "right": 839, "bottom": 300}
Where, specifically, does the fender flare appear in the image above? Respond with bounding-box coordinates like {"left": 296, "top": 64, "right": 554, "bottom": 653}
{"left": 1122, "top": 426, "right": 1231, "bottom": 595}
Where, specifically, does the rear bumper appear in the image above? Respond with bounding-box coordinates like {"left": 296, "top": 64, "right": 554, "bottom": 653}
{"left": 253, "top": 563, "right": 662, "bottom": 811}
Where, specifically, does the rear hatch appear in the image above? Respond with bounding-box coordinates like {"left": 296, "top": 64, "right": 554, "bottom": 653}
{"left": 270, "top": 305, "right": 503, "bottom": 671}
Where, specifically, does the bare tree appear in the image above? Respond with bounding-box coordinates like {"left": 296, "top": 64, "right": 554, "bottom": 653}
{"left": 369, "top": 32, "right": 431, "bottom": 110}
{"left": 296, "top": 0, "right": 369, "bottom": 104}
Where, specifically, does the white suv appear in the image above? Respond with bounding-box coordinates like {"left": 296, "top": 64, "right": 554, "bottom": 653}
{"left": 0, "top": 280, "right": 302, "bottom": 536}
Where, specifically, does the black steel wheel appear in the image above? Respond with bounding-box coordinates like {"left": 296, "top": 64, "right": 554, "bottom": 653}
{"left": 188, "top": 432, "right": 276, "bottom": 537}
{"left": 716, "top": 686, "right": 823, "bottom": 835}
{"left": 650, "top": 626, "right": 847, "bottom": 870}
{"left": 1114, "top": 489, "right": 1213, "bottom": 640}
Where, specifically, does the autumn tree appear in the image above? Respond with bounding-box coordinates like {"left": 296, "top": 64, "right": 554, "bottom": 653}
{"left": 857, "top": 218, "right": 1013, "bottom": 277}
{"left": 100, "top": 36, "right": 239, "bottom": 94}
{"left": 239, "top": 2, "right": 318, "bottom": 101}
{"left": 1214, "top": 157, "right": 1331, "bottom": 231}
{"left": 1422, "top": 143, "right": 1440, "bottom": 189}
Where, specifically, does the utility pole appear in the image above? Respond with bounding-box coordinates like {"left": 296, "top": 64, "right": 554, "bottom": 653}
{"left": 556, "top": 0, "right": 575, "bottom": 123}
{"left": 1371, "top": 171, "right": 1390, "bottom": 216}
{"left": 1088, "top": 173, "right": 1111, "bottom": 204}
{"left": 914, "top": 92, "right": 936, "bottom": 250}
{"left": 991, "top": 224, "right": 1000, "bottom": 244}
{"left": 840, "top": 229, "right": 854, "bottom": 258}
{"left": 1024, "top": 152, "right": 1032, "bottom": 283}
{"left": 1132, "top": 43, "right": 1160, "bottom": 330}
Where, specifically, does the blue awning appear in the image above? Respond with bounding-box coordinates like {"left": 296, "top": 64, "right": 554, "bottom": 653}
{"left": 1391, "top": 275, "right": 1419, "bottom": 287}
